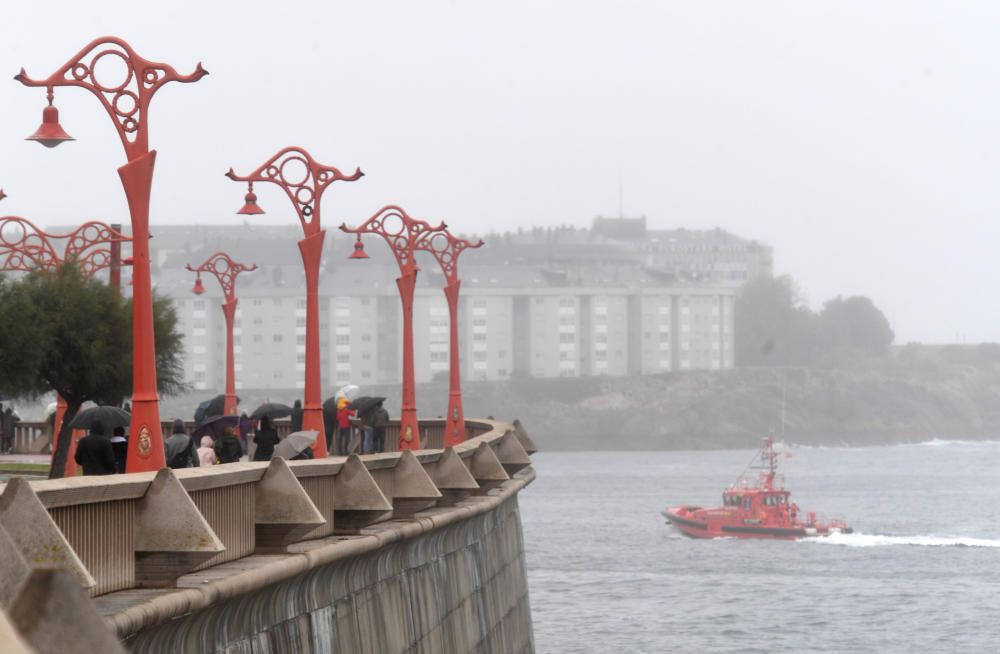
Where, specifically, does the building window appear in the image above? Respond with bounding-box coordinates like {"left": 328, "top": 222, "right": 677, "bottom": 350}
{"left": 336, "top": 353, "right": 350, "bottom": 363}
{"left": 336, "top": 335, "right": 350, "bottom": 345}
{"left": 559, "top": 297, "right": 575, "bottom": 308}
{"left": 273, "top": 334, "right": 283, "bottom": 343}
{"left": 473, "top": 352, "right": 487, "bottom": 362}
{"left": 473, "top": 333, "right": 487, "bottom": 342}
{"left": 193, "top": 319, "right": 205, "bottom": 329}
{"left": 296, "top": 317, "right": 306, "bottom": 327}
{"left": 296, "top": 335, "right": 305, "bottom": 345}
{"left": 253, "top": 335, "right": 262, "bottom": 343}
{"left": 559, "top": 333, "right": 575, "bottom": 343}
{"left": 193, "top": 300, "right": 206, "bottom": 310}
{"left": 431, "top": 352, "right": 448, "bottom": 362}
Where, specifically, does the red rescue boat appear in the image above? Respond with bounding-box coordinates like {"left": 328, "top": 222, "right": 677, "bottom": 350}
{"left": 663, "top": 435, "right": 851, "bottom": 539}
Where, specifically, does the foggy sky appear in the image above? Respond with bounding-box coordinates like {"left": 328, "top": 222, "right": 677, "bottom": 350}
{"left": 1, "top": 1, "right": 998, "bottom": 344}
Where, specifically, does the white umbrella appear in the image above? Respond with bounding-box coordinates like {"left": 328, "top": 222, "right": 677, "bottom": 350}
{"left": 44, "top": 402, "right": 58, "bottom": 419}
{"left": 335, "top": 384, "right": 360, "bottom": 401}
{"left": 273, "top": 430, "right": 319, "bottom": 460}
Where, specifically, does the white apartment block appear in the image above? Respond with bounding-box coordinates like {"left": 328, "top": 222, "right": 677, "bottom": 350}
{"left": 150, "top": 223, "right": 747, "bottom": 392}
{"left": 174, "top": 284, "right": 735, "bottom": 392}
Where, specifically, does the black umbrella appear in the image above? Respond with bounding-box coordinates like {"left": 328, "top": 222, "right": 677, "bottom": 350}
{"left": 191, "top": 414, "right": 240, "bottom": 440}
{"left": 194, "top": 394, "right": 228, "bottom": 425}
{"left": 347, "top": 396, "right": 385, "bottom": 417}
{"left": 322, "top": 396, "right": 342, "bottom": 415}
{"left": 249, "top": 402, "right": 293, "bottom": 421}
{"left": 69, "top": 406, "right": 131, "bottom": 430}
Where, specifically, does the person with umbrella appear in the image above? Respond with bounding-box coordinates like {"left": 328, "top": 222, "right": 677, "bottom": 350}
{"left": 273, "top": 430, "right": 317, "bottom": 461}
{"left": 214, "top": 426, "right": 244, "bottom": 464}
{"left": 73, "top": 420, "right": 117, "bottom": 475}
{"left": 197, "top": 436, "right": 217, "bottom": 466}
{"left": 110, "top": 426, "right": 128, "bottom": 473}
{"left": 165, "top": 418, "right": 200, "bottom": 469}
{"left": 289, "top": 399, "right": 304, "bottom": 433}
{"left": 369, "top": 400, "right": 390, "bottom": 454}
{"left": 252, "top": 416, "right": 280, "bottom": 462}
{"left": 336, "top": 397, "right": 355, "bottom": 456}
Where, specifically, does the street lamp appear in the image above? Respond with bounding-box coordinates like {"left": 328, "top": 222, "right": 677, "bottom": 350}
{"left": 0, "top": 204, "right": 131, "bottom": 477}
{"left": 186, "top": 253, "right": 257, "bottom": 416}
{"left": 17, "top": 36, "right": 207, "bottom": 472}
{"left": 226, "top": 147, "right": 363, "bottom": 457}
{"left": 340, "top": 206, "right": 447, "bottom": 451}
{"left": 414, "top": 230, "right": 484, "bottom": 446}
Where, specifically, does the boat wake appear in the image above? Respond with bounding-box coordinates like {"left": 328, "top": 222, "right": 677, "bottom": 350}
{"left": 804, "top": 532, "right": 1000, "bottom": 548}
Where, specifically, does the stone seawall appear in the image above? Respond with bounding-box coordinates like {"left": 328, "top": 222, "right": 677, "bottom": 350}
{"left": 0, "top": 419, "right": 538, "bottom": 654}
{"left": 125, "top": 489, "right": 534, "bottom": 653}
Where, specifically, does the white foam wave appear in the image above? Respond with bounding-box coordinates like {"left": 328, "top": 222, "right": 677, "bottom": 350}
{"left": 914, "top": 438, "right": 1000, "bottom": 448}
{"left": 805, "top": 532, "right": 1000, "bottom": 548}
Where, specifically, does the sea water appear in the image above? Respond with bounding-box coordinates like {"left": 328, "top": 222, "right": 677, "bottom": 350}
{"left": 521, "top": 440, "right": 1000, "bottom": 653}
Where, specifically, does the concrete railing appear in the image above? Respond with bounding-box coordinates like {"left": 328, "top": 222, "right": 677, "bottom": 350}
{"left": 0, "top": 418, "right": 538, "bottom": 652}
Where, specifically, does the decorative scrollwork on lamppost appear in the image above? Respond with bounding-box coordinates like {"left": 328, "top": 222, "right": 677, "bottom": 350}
{"left": 414, "top": 230, "right": 484, "bottom": 447}
{"left": 186, "top": 253, "right": 257, "bottom": 416}
{"left": 340, "top": 206, "right": 448, "bottom": 451}
{"left": 227, "top": 147, "right": 363, "bottom": 457}
{"left": 17, "top": 36, "right": 207, "bottom": 472}
{"left": 0, "top": 203, "right": 131, "bottom": 477}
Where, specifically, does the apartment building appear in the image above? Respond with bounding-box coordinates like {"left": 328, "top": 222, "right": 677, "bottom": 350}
{"left": 149, "top": 222, "right": 750, "bottom": 392}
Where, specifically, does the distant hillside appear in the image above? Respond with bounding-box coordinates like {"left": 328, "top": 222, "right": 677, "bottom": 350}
{"left": 147, "top": 345, "right": 1000, "bottom": 451}
{"left": 456, "top": 350, "right": 1000, "bottom": 450}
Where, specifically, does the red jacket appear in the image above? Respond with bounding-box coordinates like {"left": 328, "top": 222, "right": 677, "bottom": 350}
{"left": 337, "top": 407, "right": 355, "bottom": 429}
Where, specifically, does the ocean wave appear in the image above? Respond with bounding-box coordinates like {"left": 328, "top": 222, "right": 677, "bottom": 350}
{"left": 804, "top": 532, "right": 1000, "bottom": 548}
{"left": 912, "top": 437, "right": 1000, "bottom": 447}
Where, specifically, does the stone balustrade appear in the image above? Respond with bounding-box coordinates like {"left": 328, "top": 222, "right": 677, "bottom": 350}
{"left": 0, "top": 418, "right": 538, "bottom": 653}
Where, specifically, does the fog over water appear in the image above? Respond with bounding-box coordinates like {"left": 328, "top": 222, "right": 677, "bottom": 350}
{"left": 2, "top": 2, "right": 999, "bottom": 342}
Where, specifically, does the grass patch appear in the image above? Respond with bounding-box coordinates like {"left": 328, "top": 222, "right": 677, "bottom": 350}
{"left": 0, "top": 463, "right": 50, "bottom": 474}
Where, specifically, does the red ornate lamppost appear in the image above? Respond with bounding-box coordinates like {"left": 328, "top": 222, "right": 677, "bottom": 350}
{"left": 414, "top": 230, "right": 483, "bottom": 446}
{"left": 186, "top": 253, "right": 257, "bottom": 416}
{"left": 17, "top": 36, "right": 207, "bottom": 472}
{"left": 340, "top": 206, "right": 447, "bottom": 451}
{"left": 226, "top": 147, "right": 363, "bottom": 457}
{"left": 0, "top": 201, "right": 131, "bottom": 476}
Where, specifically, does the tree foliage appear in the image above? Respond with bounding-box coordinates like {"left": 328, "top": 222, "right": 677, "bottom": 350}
{"left": 736, "top": 275, "right": 893, "bottom": 367}
{"left": 0, "top": 264, "right": 187, "bottom": 477}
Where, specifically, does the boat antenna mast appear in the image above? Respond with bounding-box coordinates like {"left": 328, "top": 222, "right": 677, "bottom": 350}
{"left": 760, "top": 433, "right": 778, "bottom": 491}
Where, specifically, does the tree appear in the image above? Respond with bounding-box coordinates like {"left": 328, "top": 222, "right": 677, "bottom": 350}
{"left": 0, "top": 265, "right": 187, "bottom": 478}
{"left": 735, "top": 275, "right": 818, "bottom": 366}
{"left": 817, "top": 296, "right": 894, "bottom": 358}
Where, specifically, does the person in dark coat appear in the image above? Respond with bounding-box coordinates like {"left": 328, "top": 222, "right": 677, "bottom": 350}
{"left": 289, "top": 399, "right": 303, "bottom": 434}
{"left": 74, "top": 420, "right": 118, "bottom": 475}
{"left": 369, "top": 401, "right": 389, "bottom": 453}
{"left": 214, "top": 426, "right": 244, "bottom": 464}
{"left": 252, "top": 416, "right": 280, "bottom": 462}
{"left": 164, "top": 418, "right": 199, "bottom": 469}
{"left": 110, "top": 426, "right": 128, "bottom": 474}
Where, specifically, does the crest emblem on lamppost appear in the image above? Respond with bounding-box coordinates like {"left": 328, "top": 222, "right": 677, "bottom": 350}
{"left": 137, "top": 425, "right": 152, "bottom": 457}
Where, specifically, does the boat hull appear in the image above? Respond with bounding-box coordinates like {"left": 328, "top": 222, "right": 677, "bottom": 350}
{"left": 662, "top": 506, "right": 851, "bottom": 540}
